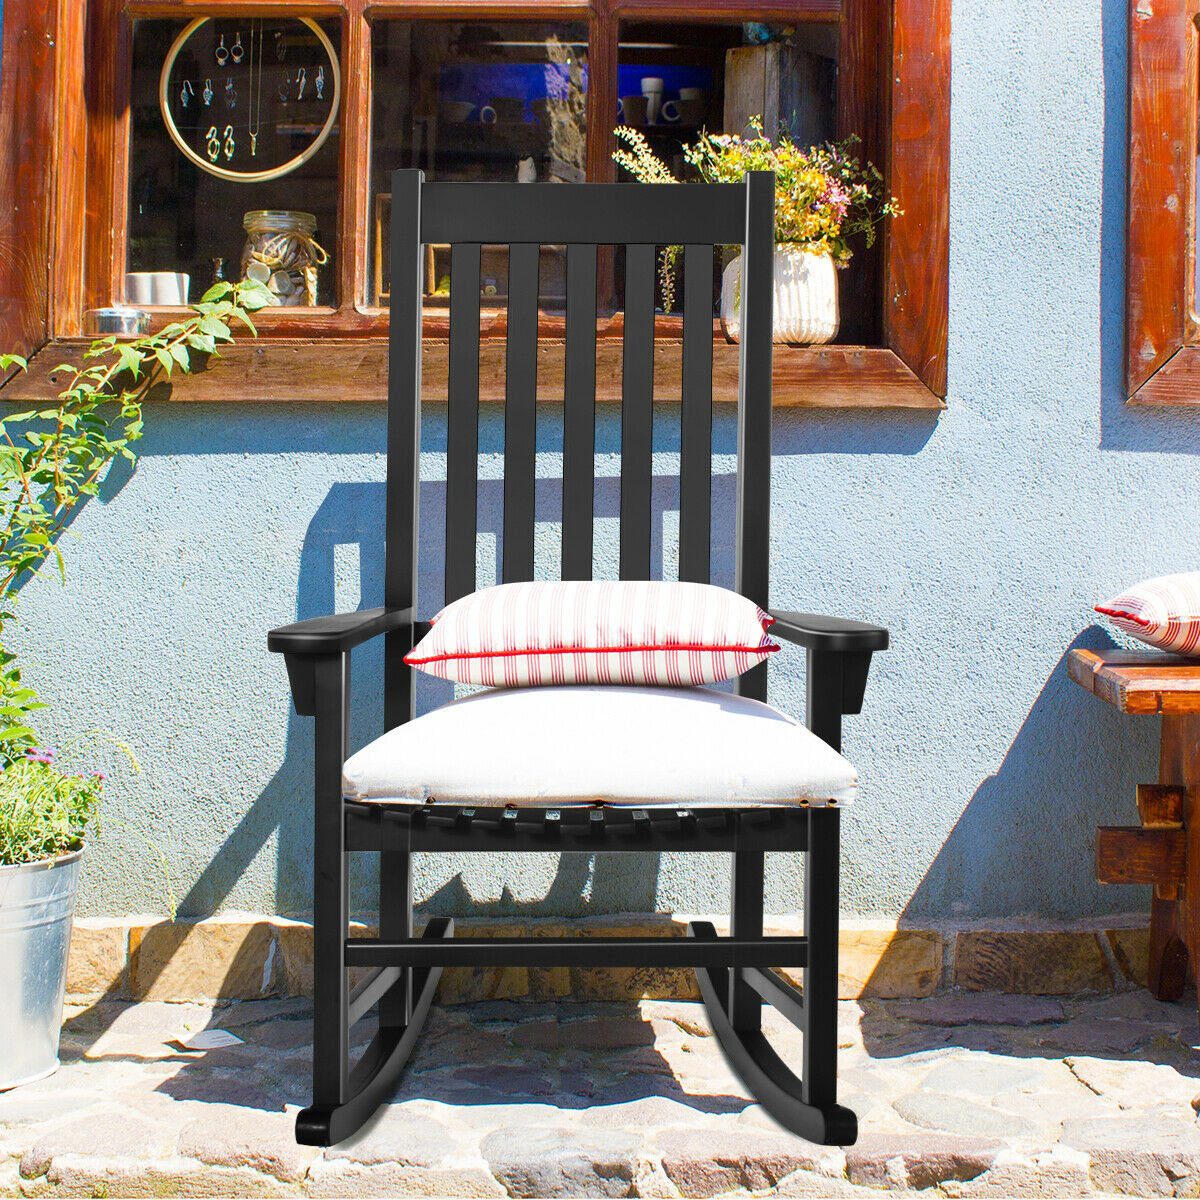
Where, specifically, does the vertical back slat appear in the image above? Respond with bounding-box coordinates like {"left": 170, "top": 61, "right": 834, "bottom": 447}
{"left": 445, "top": 242, "right": 481, "bottom": 604}
{"left": 735, "top": 171, "right": 776, "bottom": 703}
{"left": 679, "top": 243, "right": 714, "bottom": 584}
{"left": 620, "top": 242, "right": 656, "bottom": 580}
{"left": 384, "top": 168, "right": 424, "bottom": 731}
{"left": 503, "top": 242, "right": 540, "bottom": 583}
{"left": 561, "top": 243, "right": 597, "bottom": 580}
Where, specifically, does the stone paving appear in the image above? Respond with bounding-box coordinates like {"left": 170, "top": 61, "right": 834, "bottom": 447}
{"left": 2, "top": 989, "right": 1200, "bottom": 1197}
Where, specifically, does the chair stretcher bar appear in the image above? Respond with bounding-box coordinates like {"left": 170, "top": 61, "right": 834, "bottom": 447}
{"left": 344, "top": 934, "right": 809, "bottom": 969}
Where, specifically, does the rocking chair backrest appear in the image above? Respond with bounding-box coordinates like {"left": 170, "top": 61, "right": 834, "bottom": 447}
{"left": 383, "top": 169, "right": 775, "bottom": 715}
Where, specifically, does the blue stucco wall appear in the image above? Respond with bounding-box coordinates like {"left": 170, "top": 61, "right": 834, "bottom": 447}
{"left": 12, "top": 0, "right": 1196, "bottom": 922}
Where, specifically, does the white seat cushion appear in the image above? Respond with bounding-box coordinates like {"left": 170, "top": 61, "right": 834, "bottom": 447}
{"left": 342, "top": 685, "right": 857, "bottom": 808}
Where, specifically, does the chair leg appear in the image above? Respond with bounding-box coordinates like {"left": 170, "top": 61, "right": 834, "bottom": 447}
{"left": 309, "top": 654, "right": 350, "bottom": 1113}
{"left": 729, "top": 849, "right": 764, "bottom": 1030}
{"left": 379, "top": 851, "right": 413, "bottom": 1028}
{"left": 297, "top": 917, "right": 453, "bottom": 1146}
{"left": 296, "top": 653, "right": 444, "bottom": 1148}
{"left": 803, "top": 805, "right": 839, "bottom": 1109}
{"left": 690, "top": 805, "right": 856, "bottom": 1147}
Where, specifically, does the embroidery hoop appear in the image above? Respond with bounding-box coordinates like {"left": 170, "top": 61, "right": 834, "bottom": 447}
{"left": 158, "top": 17, "right": 340, "bottom": 183}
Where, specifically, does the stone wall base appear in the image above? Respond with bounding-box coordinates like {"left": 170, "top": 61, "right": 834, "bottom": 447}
{"left": 65, "top": 912, "right": 1153, "bottom": 1005}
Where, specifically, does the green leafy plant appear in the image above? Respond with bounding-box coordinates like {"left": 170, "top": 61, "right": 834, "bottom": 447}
{"left": 613, "top": 119, "right": 900, "bottom": 309}
{"left": 0, "top": 280, "right": 270, "bottom": 599}
{"left": 0, "top": 279, "right": 270, "bottom": 855}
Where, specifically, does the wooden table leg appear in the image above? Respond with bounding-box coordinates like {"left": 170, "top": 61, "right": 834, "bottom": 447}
{"left": 1151, "top": 716, "right": 1200, "bottom": 1001}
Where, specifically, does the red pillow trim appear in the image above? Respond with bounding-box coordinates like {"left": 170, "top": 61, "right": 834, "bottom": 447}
{"left": 1094, "top": 603, "right": 1151, "bottom": 628}
{"left": 406, "top": 640, "right": 780, "bottom": 667}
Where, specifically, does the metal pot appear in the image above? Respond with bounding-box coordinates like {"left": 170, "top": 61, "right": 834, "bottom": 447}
{"left": 0, "top": 850, "right": 82, "bottom": 1089}
{"left": 82, "top": 308, "right": 151, "bottom": 337}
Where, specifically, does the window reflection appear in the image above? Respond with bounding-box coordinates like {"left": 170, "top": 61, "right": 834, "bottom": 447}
{"left": 370, "top": 21, "right": 588, "bottom": 307}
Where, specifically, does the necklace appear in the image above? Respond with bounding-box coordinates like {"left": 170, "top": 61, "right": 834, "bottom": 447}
{"left": 248, "top": 19, "right": 263, "bottom": 157}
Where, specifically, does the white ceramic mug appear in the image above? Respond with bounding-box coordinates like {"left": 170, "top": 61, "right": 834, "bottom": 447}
{"left": 125, "top": 273, "right": 155, "bottom": 305}
{"left": 151, "top": 272, "right": 190, "bottom": 305}
{"left": 641, "top": 76, "right": 664, "bottom": 122}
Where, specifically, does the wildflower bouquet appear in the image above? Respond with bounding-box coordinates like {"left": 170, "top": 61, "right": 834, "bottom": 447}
{"left": 614, "top": 119, "right": 897, "bottom": 263}
{"left": 613, "top": 119, "right": 898, "bottom": 310}
{"left": 680, "top": 120, "right": 898, "bottom": 264}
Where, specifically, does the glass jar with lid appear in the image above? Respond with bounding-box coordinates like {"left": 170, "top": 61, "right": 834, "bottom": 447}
{"left": 240, "top": 210, "right": 329, "bottom": 306}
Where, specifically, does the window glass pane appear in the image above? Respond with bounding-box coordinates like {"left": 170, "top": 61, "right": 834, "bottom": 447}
{"left": 616, "top": 22, "right": 837, "bottom": 175}
{"left": 370, "top": 19, "right": 588, "bottom": 306}
{"left": 129, "top": 18, "right": 341, "bottom": 307}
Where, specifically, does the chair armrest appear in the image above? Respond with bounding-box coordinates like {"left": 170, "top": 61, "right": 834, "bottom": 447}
{"left": 767, "top": 610, "right": 889, "bottom": 654}
{"left": 767, "top": 610, "right": 889, "bottom": 751}
{"left": 269, "top": 608, "right": 414, "bottom": 717}
{"left": 267, "top": 607, "right": 414, "bottom": 656}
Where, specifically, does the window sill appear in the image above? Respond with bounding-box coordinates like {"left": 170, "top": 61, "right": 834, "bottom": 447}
{"left": 6, "top": 336, "right": 944, "bottom": 410}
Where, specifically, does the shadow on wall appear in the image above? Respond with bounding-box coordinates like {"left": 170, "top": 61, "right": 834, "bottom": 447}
{"left": 854, "top": 625, "right": 1160, "bottom": 1002}
{"left": 898, "top": 624, "right": 1156, "bottom": 926}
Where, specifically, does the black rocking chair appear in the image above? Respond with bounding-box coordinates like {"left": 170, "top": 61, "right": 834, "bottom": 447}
{"left": 268, "top": 168, "right": 889, "bottom": 1148}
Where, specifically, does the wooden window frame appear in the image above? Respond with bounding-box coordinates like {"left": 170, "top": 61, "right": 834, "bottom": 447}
{"left": 0, "top": 0, "right": 948, "bottom": 408}
{"left": 1126, "top": 0, "right": 1200, "bottom": 403}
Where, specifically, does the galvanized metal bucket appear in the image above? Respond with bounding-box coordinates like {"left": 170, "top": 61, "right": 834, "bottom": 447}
{"left": 0, "top": 850, "right": 82, "bottom": 1089}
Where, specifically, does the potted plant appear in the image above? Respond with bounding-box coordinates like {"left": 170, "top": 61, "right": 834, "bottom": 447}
{"left": 0, "top": 743, "right": 108, "bottom": 1087}
{"left": 0, "top": 280, "right": 268, "bottom": 1089}
{"left": 613, "top": 118, "right": 900, "bottom": 344}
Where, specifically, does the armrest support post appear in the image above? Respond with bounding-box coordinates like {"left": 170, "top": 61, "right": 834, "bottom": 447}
{"left": 807, "top": 650, "right": 844, "bottom": 753}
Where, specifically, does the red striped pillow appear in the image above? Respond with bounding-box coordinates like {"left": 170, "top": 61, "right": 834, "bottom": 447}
{"left": 406, "top": 581, "right": 779, "bottom": 687}
{"left": 1096, "top": 572, "right": 1200, "bottom": 656}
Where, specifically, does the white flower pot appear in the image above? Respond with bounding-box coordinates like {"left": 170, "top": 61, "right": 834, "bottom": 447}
{"left": 720, "top": 246, "right": 839, "bottom": 345}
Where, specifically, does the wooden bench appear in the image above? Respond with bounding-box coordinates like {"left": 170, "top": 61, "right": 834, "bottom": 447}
{"left": 1068, "top": 648, "right": 1200, "bottom": 1001}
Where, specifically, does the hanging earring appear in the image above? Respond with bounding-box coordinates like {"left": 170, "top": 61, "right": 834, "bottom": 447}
{"left": 206, "top": 126, "right": 220, "bottom": 162}
{"left": 274, "top": 30, "right": 287, "bottom": 62}
{"left": 180, "top": 80, "right": 194, "bottom": 108}
{"left": 225, "top": 78, "right": 237, "bottom": 109}
{"left": 230, "top": 32, "right": 244, "bottom": 64}
{"left": 203, "top": 78, "right": 213, "bottom": 106}
{"left": 215, "top": 34, "right": 228, "bottom": 66}
{"left": 315, "top": 66, "right": 325, "bottom": 100}
{"left": 297, "top": 67, "right": 307, "bottom": 100}
{"left": 223, "top": 125, "right": 235, "bottom": 160}
{"left": 278, "top": 71, "right": 290, "bottom": 102}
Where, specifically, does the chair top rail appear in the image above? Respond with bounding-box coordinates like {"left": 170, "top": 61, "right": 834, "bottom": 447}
{"left": 417, "top": 179, "right": 749, "bottom": 246}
